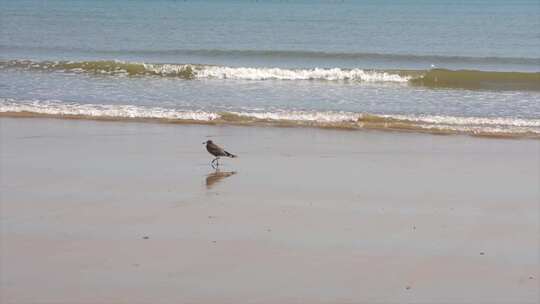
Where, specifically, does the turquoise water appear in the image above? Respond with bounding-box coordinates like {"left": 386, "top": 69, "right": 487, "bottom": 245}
{"left": 1, "top": 0, "right": 540, "bottom": 136}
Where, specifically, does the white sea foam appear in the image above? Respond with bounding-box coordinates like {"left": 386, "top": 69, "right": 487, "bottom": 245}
{"left": 143, "top": 63, "right": 193, "bottom": 75}
{"left": 370, "top": 114, "right": 540, "bottom": 128}
{"left": 231, "top": 111, "right": 359, "bottom": 122}
{"left": 141, "top": 62, "right": 410, "bottom": 82}
{"left": 232, "top": 110, "right": 540, "bottom": 129}
{"left": 193, "top": 66, "right": 410, "bottom": 82}
{"left": 1, "top": 99, "right": 539, "bottom": 136}
{"left": 0, "top": 99, "right": 219, "bottom": 121}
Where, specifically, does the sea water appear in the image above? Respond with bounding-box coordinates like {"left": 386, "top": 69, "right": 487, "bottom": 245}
{"left": 1, "top": 0, "right": 539, "bottom": 137}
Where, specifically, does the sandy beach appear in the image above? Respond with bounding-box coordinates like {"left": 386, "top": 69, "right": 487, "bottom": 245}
{"left": 0, "top": 117, "right": 538, "bottom": 303}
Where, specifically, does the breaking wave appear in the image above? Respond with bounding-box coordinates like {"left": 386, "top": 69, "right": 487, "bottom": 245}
{"left": 0, "top": 60, "right": 409, "bottom": 82}
{"left": 2, "top": 59, "right": 539, "bottom": 91}
{"left": 1, "top": 99, "right": 539, "bottom": 139}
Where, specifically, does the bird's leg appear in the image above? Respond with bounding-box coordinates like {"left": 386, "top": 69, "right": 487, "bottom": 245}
{"left": 216, "top": 157, "right": 220, "bottom": 167}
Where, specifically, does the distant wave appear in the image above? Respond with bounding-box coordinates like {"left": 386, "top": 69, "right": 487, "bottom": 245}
{"left": 2, "top": 45, "right": 539, "bottom": 66}
{"left": 2, "top": 59, "right": 540, "bottom": 91}
{"left": 153, "top": 49, "right": 540, "bottom": 66}
{"left": 2, "top": 99, "right": 539, "bottom": 139}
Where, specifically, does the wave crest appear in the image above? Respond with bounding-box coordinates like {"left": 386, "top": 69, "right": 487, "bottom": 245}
{"left": 0, "top": 60, "right": 410, "bottom": 82}
{"left": 192, "top": 66, "right": 408, "bottom": 81}
{"left": 2, "top": 59, "right": 539, "bottom": 91}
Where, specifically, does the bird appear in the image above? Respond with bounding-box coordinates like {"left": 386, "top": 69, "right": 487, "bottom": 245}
{"left": 203, "top": 140, "right": 237, "bottom": 168}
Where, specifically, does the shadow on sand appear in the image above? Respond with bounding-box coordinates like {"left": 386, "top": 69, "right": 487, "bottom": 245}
{"left": 205, "top": 169, "right": 237, "bottom": 189}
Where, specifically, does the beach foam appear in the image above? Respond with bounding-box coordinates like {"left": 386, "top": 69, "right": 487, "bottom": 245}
{"left": 2, "top": 99, "right": 539, "bottom": 138}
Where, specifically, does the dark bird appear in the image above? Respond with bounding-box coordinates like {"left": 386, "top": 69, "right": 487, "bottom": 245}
{"left": 203, "top": 140, "right": 237, "bottom": 168}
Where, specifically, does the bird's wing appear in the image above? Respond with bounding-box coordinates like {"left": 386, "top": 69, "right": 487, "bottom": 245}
{"left": 208, "top": 142, "right": 227, "bottom": 156}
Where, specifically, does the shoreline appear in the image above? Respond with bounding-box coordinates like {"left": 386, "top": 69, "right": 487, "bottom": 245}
{"left": 1, "top": 111, "right": 538, "bottom": 140}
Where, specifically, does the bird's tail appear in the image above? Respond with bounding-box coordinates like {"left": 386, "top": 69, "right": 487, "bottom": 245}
{"left": 225, "top": 151, "right": 237, "bottom": 158}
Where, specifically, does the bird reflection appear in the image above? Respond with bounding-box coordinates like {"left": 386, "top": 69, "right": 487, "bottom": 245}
{"left": 206, "top": 169, "right": 237, "bottom": 189}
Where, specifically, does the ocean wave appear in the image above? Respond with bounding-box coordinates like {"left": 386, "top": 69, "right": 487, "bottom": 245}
{"left": 2, "top": 59, "right": 539, "bottom": 91}
{"left": 410, "top": 69, "right": 540, "bottom": 91}
{"left": 192, "top": 66, "right": 408, "bottom": 81}
{"left": 1, "top": 99, "right": 539, "bottom": 139}
{"left": 3, "top": 46, "right": 539, "bottom": 66}
{"left": 0, "top": 60, "right": 410, "bottom": 82}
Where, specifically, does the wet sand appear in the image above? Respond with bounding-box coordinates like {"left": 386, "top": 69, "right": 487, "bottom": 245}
{"left": 1, "top": 117, "right": 539, "bottom": 304}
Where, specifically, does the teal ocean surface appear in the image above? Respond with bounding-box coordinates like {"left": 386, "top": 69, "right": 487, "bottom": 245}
{"left": 1, "top": 0, "right": 539, "bottom": 137}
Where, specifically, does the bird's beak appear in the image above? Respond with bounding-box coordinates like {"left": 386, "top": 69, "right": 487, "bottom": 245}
{"left": 202, "top": 142, "right": 206, "bottom": 144}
